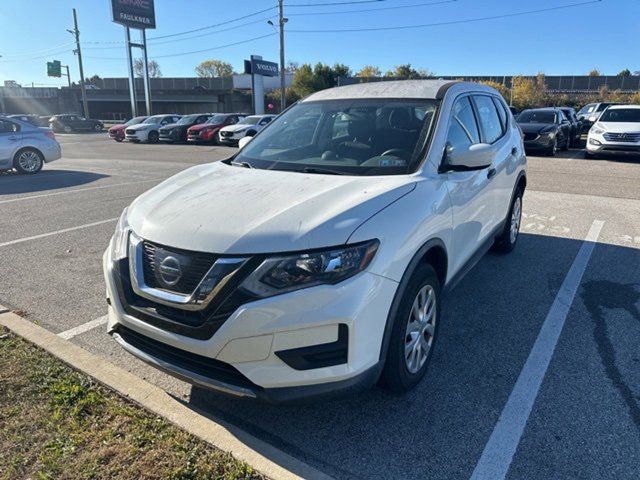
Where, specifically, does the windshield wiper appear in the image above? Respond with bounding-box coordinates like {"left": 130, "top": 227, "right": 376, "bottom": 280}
{"left": 230, "top": 161, "right": 253, "bottom": 169}
{"left": 301, "top": 167, "right": 344, "bottom": 175}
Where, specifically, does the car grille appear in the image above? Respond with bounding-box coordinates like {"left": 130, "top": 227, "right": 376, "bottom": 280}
{"left": 523, "top": 132, "right": 539, "bottom": 141}
{"left": 603, "top": 132, "right": 640, "bottom": 142}
{"left": 220, "top": 131, "right": 233, "bottom": 137}
{"left": 141, "top": 240, "right": 217, "bottom": 295}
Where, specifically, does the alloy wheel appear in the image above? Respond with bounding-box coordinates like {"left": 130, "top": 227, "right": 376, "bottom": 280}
{"left": 404, "top": 285, "right": 437, "bottom": 374}
{"left": 510, "top": 196, "right": 522, "bottom": 244}
{"left": 17, "top": 150, "right": 43, "bottom": 173}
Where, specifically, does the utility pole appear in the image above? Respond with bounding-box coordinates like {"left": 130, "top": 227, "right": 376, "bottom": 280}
{"left": 141, "top": 29, "right": 152, "bottom": 116}
{"left": 278, "top": 0, "right": 286, "bottom": 112}
{"left": 68, "top": 8, "right": 89, "bottom": 117}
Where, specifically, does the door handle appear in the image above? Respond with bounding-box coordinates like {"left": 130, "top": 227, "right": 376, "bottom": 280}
{"left": 511, "top": 146, "right": 518, "bottom": 156}
{"left": 487, "top": 168, "right": 497, "bottom": 180}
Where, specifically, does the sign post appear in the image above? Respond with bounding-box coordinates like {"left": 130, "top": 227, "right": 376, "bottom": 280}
{"left": 111, "top": 0, "right": 156, "bottom": 116}
{"left": 244, "top": 56, "right": 279, "bottom": 115}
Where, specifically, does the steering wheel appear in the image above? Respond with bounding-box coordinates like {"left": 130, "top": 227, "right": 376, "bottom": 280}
{"left": 380, "top": 148, "right": 410, "bottom": 158}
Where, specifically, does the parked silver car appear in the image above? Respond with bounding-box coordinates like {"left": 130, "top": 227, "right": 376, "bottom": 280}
{"left": 0, "top": 116, "right": 61, "bottom": 174}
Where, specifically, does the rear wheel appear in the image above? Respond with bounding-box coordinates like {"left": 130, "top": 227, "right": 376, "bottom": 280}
{"left": 13, "top": 148, "right": 44, "bottom": 174}
{"left": 381, "top": 264, "right": 440, "bottom": 392}
{"left": 493, "top": 188, "right": 523, "bottom": 253}
{"left": 94, "top": 123, "right": 102, "bottom": 132}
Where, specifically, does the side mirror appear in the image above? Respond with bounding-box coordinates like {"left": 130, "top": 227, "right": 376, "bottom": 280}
{"left": 238, "top": 136, "right": 252, "bottom": 149}
{"left": 446, "top": 143, "right": 493, "bottom": 170}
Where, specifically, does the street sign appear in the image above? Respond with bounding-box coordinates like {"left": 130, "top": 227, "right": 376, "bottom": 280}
{"left": 250, "top": 58, "right": 279, "bottom": 77}
{"left": 47, "top": 60, "right": 61, "bottom": 77}
{"left": 111, "top": 0, "right": 156, "bottom": 29}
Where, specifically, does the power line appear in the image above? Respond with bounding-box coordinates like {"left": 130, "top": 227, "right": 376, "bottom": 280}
{"left": 287, "top": 0, "right": 384, "bottom": 6}
{"left": 84, "top": 33, "right": 277, "bottom": 61}
{"left": 0, "top": 42, "right": 76, "bottom": 59}
{"left": 287, "top": 0, "right": 454, "bottom": 15}
{"left": 148, "top": 5, "right": 277, "bottom": 40}
{"left": 288, "top": 0, "right": 602, "bottom": 32}
{"left": 0, "top": 49, "right": 74, "bottom": 63}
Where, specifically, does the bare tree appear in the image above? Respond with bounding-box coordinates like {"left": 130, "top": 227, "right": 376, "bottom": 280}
{"left": 133, "top": 59, "right": 162, "bottom": 78}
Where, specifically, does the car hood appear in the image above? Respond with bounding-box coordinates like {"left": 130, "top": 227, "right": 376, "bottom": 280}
{"left": 518, "top": 122, "right": 555, "bottom": 134}
{"left": 595, "top": 121, "right": 640, "bottom": 133}
{"left": 127, "top": 162, "right": 416, "bottom": 254}
{"left": 188, "top": 123, "right": 221, "bottom": 132}
{"left": 109, "top": 124, "right": 126, "bottom": 132}
{"left": 221, "top": 124, "right": 252, "bottom": 133}
{"left": 127, "top": 123, "right": 155, "bottom": 131}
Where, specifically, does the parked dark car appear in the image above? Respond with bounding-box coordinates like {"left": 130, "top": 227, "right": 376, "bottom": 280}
{"left": 159, "top": 113, "right": 212, "bottom": 143}
{"left": 50, "top": 114, "right": 103, "bottom": 133}
{"left": 516, "top": 108, "right": 571, "bottom": 156}
{"left": 8, "top": 114, "right": 42, "bottom": 126}
{"left": 558, "top": 107, "right": 582, "bottom": 147}
{"left": 576, "top": 102, "right": 621, "bottom": 132}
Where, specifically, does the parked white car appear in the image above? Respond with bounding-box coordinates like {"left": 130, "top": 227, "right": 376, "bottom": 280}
{"left": 0, "top": 116, "right": 61, "bottom": 174}
{"left": 125, "top": 114, "right": 181, "bottom": 143}
{"left": 104, "top": 80, "right": 526, "bottom": 402}
{"left": 218, "top": 114, "right": 276, "bottom": 146}
{"left": 586, "top": 105, "right": 640, "bottom": 158}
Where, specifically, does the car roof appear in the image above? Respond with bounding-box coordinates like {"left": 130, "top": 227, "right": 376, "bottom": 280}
{"left": 606, "top": 104, "right": 640, "bottom": 110}
{"left": 301, "top": 79, "right": 472, "bottom": 102}
{"left": 523, "top": 107, "right": 559, "bottom": 111}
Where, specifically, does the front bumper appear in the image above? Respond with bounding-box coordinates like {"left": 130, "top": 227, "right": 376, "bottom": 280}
{"left": 109, "top": 130, "right": 125, "bottom": 141}
{"left": 102, "top": 242, "right": 397, "bottom": 402}
{"left": 219, "top": 131, "right": 245, "bottom": 146}
{"left": 159, "top": 130, "right": 180, "bottom": 142}
{"left": 586, "top": 138, "right": 640, "bottom": 155}
{"left": 125, "top": 130, "right": 148, "bottom": 142}
{"left": 188, "top": 131, "right": 214, "bottom": 142}
{"left": 523, "top": 134, "right": 554, "bottom": 151}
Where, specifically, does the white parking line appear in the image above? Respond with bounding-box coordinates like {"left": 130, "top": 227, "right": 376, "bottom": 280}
{"left": 0, "top": 218, "right": 118, "bottom": 248}
{"left": 470, "top": 219, "right": 605, "bottom": 480}
{"left": 58, "top": 315, "right": 108, "bottom": 340}
{"left": 0, "top": 178, "right": 161, "bottom": 205}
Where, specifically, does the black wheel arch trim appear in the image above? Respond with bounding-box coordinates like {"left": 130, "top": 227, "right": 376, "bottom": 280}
{"left": 378, "top": 237, "right": 447, "bottom": 365}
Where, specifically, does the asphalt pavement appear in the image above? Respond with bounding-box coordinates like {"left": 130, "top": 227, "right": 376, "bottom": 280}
{"left": 1, "top": 132, "right": 638, "bottom": 479}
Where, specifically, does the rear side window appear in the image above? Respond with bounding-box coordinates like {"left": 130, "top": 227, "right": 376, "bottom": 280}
{"left": 0, "top": 120, "right": 19, "bottom": 133}
{"left": 492, "top": 97, "right": 508, "bottom": 131}
{"left": 446, "top": 97, "right": 480, "bottom": 151}
{"left": 473, "top": 95, "right": 503, "bottom": 143}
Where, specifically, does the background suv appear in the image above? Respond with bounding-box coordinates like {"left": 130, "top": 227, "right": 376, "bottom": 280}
{"left": 218, "top": 114, "right": 275, "bottom": 146}
{"left": 586, "top": 104, "right": 640, "bottom": 158}
{"left": 577, "top": 102, "right": 620, "bottom": 132}
{"left": 0, "top": 116, "right": 61, "bottom": 174}
{"left": 125, "top": 114, "right": 181, "bottom": 143}
{"left": 49, "top": 114, "right": 103, "bottom": 133}
{"left": 516, "top": 108, "right": 571, "bottom": 155}
{"left": 187, "top": 113, "right": 246, "bottom": 144}
{"left": 104, "top": 80, "right": 526, "bottom": 402}
{"left": 159, "top": 113, "right": 212, "bottom": 143}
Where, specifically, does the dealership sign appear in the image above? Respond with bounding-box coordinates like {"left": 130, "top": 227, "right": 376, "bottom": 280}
{"left": 250, "top": 59, "right": 279, "bottom": 77}
{"left": 111, "top": 0, "right": 156, "bottom": 29}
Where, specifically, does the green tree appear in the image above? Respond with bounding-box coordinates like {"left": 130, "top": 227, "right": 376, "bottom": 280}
{"left": 332, "top": 63, "right": 351, "bottom": 79}
{"left": 356, "top": 65, "right": 381, "bottom": 78}
{"left": 384, "top": 64, "right": 420, "bottom": 79}
{"left": 194, "top": 59, "right": 233, "bottom": 78}
{"left": 133, "top": 59, "right": 162, "bottom": 78}
{"left": 588, "top": 69, "right": 601, "bottom": 77}
{"left": 291, "top": 63, "right": 315, "bottom": 98}
{"left": 617, "top": 68, "right": 632, "bottom": 77}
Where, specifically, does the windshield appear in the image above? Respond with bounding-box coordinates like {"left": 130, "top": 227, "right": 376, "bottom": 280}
{"left": 124, "top": 116, "right": 146, "bottom": 126}
{"left": 578, "top": 104, "right": 596, "bottom": 115}
{"left": 206, "top": 114, "right": 227, "bottom": 124}
{"left": 234, "top": 98, "right": 438, "bottom": 176}
{"left": 238, "top": 116, "right": 261, "bottom": 125}
{"left": 177, "top": 114, "right": 202, "bottom": 125}
{"left": 142, "top": 115, "right": 164, "bottom": 125}
{"left": 599, "top": 108, "right": 640, "bottom": 123}
{"left": 517, "top": 111, "right": 555, "bottom": 123}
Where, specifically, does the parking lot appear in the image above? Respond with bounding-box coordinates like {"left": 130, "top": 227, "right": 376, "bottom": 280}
{"left": 1, "top": 133, "right": 639, "bottom": 479}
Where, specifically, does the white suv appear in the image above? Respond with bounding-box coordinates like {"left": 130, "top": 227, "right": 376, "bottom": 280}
{"left": 586, "top": 104, "right": 640, "bottom": 158}
{"left": 103, "top": 80, "right": 526, "bottom": 402}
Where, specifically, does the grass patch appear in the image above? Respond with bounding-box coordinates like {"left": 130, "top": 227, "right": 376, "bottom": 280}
{"left": 0, "top": 327, "right": 265, "bottom": 480}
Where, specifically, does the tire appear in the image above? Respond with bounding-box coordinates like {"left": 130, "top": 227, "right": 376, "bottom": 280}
{"left": 561, "top": 133, "right": 569, "bottom": 151}
{"left": 380, "top": 263, "right": 440, "bottom": 393}
{"left": 115, "top": 137, "right": 123, "bottom": 143}
{"left": 94, "top": 123, "right": 102, "bottom": 132}
{"left": 63, "top": 125, "right": 72, "bottom": 133}
{"left": 545, "top": 138, "right": 557, "bottom": 156}
{"left": 13, "top": 148, "right": 44, "bottom": 174}
{"left": 493, "top": 188, "right": 523, "bottom": 253}
{"left": 147, "top": 131, "right": 159, "bottom": 143}
{"left": 584, "top": 150, "right": 597, "bottom": 159}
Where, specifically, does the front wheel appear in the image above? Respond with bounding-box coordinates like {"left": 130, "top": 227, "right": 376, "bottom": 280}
{"left": 94, "top": 123, "right": 103, "bottom": 132}
{"left": 13, "top": 149, "right": 44, "bottom": 174}
{"left": 147, "top": 131, "right": 159, "bottom": 143}
{"left": 493, "top": 189, "right": 523, "bottom": 253}
{"left": 380, "top": 264, "right": 440, "bottom": 393}
{"left": 64, "top": 125, "right": 73, "bottom": 133}
{"left": 114, "top": 137, "right": 123, "bottom": 142}
{"left": 545, "top": 138, "right": 557, "bottom": 156}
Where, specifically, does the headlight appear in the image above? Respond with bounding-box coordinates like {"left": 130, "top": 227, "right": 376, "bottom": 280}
{"left": 588, "top": 116, "right": 597, "bottom": 122}
{"left": 240, "top": 240, "right": 379, "bottom": 298}
{"left": 111, "top": 208, "right": 130, "bottom": 261}
{"left": 541, "top": 131, "right": 555, "bottom": 138}
{"left": 592, "top": 127, "right": 605, "bottom": 135}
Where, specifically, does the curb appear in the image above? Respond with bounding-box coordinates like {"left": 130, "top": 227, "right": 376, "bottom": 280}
{"left": 0, "top": 307, "right": 334, "bottom": 480}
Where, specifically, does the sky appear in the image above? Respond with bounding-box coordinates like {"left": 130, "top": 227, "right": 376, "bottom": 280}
{"left": 0, "top": 0, "right": 638, "bottom": 87}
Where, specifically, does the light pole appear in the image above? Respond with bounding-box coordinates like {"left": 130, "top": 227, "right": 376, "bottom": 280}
{"left": 268, "top": 1, "right": 288, "bottom": 112}
{"left": 67, "top": 8, "right": 89, "bottom": 117}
